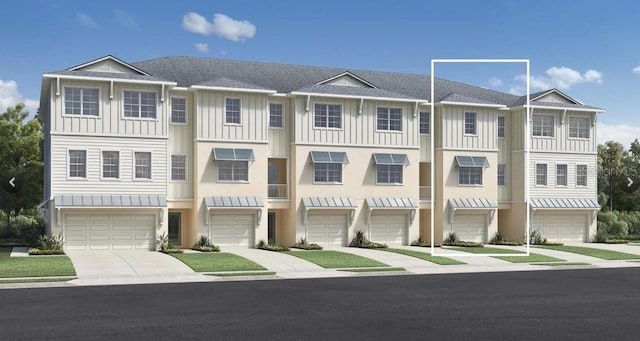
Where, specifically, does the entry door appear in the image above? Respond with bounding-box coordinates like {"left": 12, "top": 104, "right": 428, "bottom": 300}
{"left": 168, "top": 212, "right": 181, "bottom": 246}
{"left": 268, "top": 212, "right": 276, "bottom": 244}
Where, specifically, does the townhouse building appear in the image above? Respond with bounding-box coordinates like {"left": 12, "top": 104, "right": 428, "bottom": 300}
{"left": 38, "top": 55, "right": 602, "bottom": 251}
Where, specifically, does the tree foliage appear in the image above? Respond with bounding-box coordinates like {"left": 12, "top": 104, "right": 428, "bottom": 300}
{"left": 597, "top": 139, "right": 640, "bottom": 212}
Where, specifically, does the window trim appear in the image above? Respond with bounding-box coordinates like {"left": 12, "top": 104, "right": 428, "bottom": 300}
{"left": 313, "top": 163, "right": 343, "bottom": 184}
{"left": 100, "top": 149, "right": 121, "bottom": 181}
{"left": 224, "top": 97, "right": 242, "bottom": 125}
{"left": 532, "top": 114, "right": 555, "bottom": 138}
{"left": 556, "top": 163, "right": 568, "bottom": 187}
{"left": 268, "top": 102, "right": 285, "bottom": 129}
{"left": 376, "top": 106, "right": 403, "bottom": 132}
{"left": 464, "top": 111, "right": 477, "bottom": 136}
{"left": 170, "top": 154, "right": 188, "bottom": 182}
{"left": 419, "top": 111, "right": 430, "bottom": 135}
{"left": 62, "top": 86, "right": 101, "bottom": 118}
{"left": 121, "top": 89, "right": 158, "bottom": 120}
{"left": 376, "top": 164, "right": 404, "bottom": 185}
{"left": 497, "top": 115, "right": 506, "bottom": 138}
{"left": 170, "top": 96, "right": 188, "bottom": 125}
{"left": 133, "top": 151, "right": 153, "bottom": 181}
{"left": 67, "top": 148, "right": 88, "bottom": 180}
{"left": 497, "top": 164, "right": 506, "bottom": 186}
{"left": 535, "top": 163, "right": 548, "bottom": 187}
{"left": 216, "top": 160, "right": 249, "bottom": 183}
{"left": 567, "top": 116, "right": 590, "bottom": 140}
{"left": 458, "top": 166, "right": 483, "bottom": 186}
{"left": 576, "top": 164, "right": 588, "bottom": 187}
{"left": 313, "top": 102, "right": 343, "bottom": 130}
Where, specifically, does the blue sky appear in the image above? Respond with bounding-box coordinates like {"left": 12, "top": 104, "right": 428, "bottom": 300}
{"left": 2, "top": 0, "right": 640, "bottom": 146}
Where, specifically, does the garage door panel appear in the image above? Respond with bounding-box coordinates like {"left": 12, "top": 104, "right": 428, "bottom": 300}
{"left": 370, "top": 214, "right": 407, "bottom": 245}
{"left": 88, "top": 225, "right": 110, "bottom": 232}
{"left": 308, "top": 213, "right": 347, "bottom": 246}
{"left": 534, "top": 214, "right": 585, "bottom": 242}
{"left": 210, "top": 213, "right": 254, "bottom": 247}
{"left": 452, "top": 214, "right": 486, "bottom": 243}
{"left": 64, "top": 213, "right": 155, "bottom": 251}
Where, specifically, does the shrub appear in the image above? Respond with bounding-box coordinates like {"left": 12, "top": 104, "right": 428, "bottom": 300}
{"left": 0, "top": 214, "right": 44, "bottom": 246}
{"left": 444, "top": 232, "right": 458, "bottom": 244}
{"left": 489, "top": 232, "right": 523, "bottom": 246}
{"left": 604, "top": 239, "right": 628, "bottom": 244}
{"left": 348, "top": 230, "right": 388, "bottom": 249}
{"left": 594, "top": 229, "right": 608, "bottom": 243}
{"left": 529, "top": 229, "right": 545, "bottom": 245}
{"left": 410, "top": 237, "right": 439, "bottom": 247}
{"left": 256, "top": 240, "right": 290, "bottom": 251}
{"left": 597, "top": 211, "right": 629, "bottom": 237}
{"left": 444, "top": 241, "right": 483, "bottom": 247}
{"left": 36, "top": 234, "right": 64, "bottom": 251}
{"left": 292, "top": 237, "right": 323, "bottom": 250}
{"left": 192, "top": 235, "right": 220, "bottom": 252}
{"left": 156, "top": 233, "right": 183, "bottom": 253}
{"left": 28, "top": 248, "right": 65, "bottom": 255}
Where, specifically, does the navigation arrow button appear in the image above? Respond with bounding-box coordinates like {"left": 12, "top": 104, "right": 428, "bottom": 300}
{"left": 628, "top": 177, "right": 634, "bottom": 188}
{"left": 9, "top": 177, "right": 15, "bottom": 188}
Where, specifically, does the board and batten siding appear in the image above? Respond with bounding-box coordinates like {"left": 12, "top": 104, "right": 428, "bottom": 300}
{"left": 530, "top": 111, "right": 595, "bottom": 153}
{"left": 419, "top": 136, "right": 432, "bottom": 161}
{"left": 268, "top": 98, "right": 291, "bottom": 157}
{"left": 169, "top": 92, "right": 194, "bottom": 199}
{"left": 510, "top": 110, "right": 525, "bottom": 151}
{"left": 510, "top": 152, "right": 525, "bottom": 202}
{"left": 50, "top": 135, "right": 167, "bottom": 195}
{"left": 293, "top": 96, "right": 419, "bottom": 147}
{"left": 49, "top": 79, "right": 168, "bottom": 137}
{"left": 529, "top": 152, "right": 597, "bottom": 199}
{"left": 440, "top": 105, "right": 498, "bottom": 151}
{"left": 196, "top": 90, "right": 268, "bottom": 142}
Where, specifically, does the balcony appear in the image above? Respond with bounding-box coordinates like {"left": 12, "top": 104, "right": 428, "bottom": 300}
{"left": 268, "top": 184, "right": 289, "bottom": 199}
{"left": 419, "top": 186, "right": 432, "bottom": 201}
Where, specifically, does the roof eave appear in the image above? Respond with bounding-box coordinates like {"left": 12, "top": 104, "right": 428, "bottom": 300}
{"left": 42, "top": 73, "right": 177, "bottom": 86}
{"left": 437, "top": 101, "right": 507, "bottom": 109}
{"left": 290, "top": 91, "right": 428, "bottom": 104}
{"left": 191, "top": 85, "right": 276, "bottom": 94}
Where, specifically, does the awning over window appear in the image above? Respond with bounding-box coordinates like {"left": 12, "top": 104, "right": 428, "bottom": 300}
{"left": 455, "top": 156, "right": 490, "bottom": 168}
{"left": 303, "top": 197, "right": 357, "bottom": 208}
{"left": 448, "top": 198, "right": 497, "bottom": 209}
{"left": 204, "top": 196, "right": 264, "bottom": 208}
{"left": 310, "top": 151, "right": 349, "bottom": 164}
{"left": 55, "top": 194, "right": 167, "bottom": 207}
{"left": 530, "top": 198, "right": 600, "bottom": 209}
{"left": 366, "top": 197, "right": 418, "bottom": 209}
{"left": 372, "top": 153, "right": 410, "bottom": 166}
{"left": 212, "top": 148, "right": 255, "bottom": 161}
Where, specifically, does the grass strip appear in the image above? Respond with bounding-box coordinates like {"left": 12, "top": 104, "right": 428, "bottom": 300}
{"left": 282, "top": 250, "right": 388, "bottom": 268}
{"left": 171, "top": 253, "right": 265, "bottom": 272}
{"left": 536, "top": 245, "right": 640, "bottom": 260}
{"left": 381, "top": 248, "right": 465, "bottom": 265}
{"left": 338, "top": 267, "right": 405, "bottom": 273}
{"left": 207, "top": 271, "right": 277, "bottom": 277}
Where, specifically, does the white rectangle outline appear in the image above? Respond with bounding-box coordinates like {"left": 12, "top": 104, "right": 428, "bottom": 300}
{"left": 430, "top": 58, "right": 530, "bottom": 257}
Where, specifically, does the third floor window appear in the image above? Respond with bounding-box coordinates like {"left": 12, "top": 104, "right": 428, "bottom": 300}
{"left": 419, "top": 111, "right": 430, "bottom": 135}
{"left": 171, "top": 97, "right": 186, "bottom": 124}
{"left": 269, "top": 103, "right": 283, "bottom": 128}
{"left": 65, "top": 87, "right": 99, "bottom": 116}
{"left": 569, "top": 117, "right": 590, "bottom": 139}
{"left": 314, "top": 103, "right": 342, "bottom": 129}
{"left": 497, "top": 116, "right": 505, "bottom": 138}
{"left": 377, "top": 107, "right": 402, "bottom": 131}
{"left": 124, "top": 91, "right": 156, "bottom": 119}
{"left": 464, "top": 112, "right": 477, "bottom": 135}
{"left": 225, "top": 98, "right": 241, "bottom": 124}
{"left": 532, "top": 115, "right": 554, "bottom": 137}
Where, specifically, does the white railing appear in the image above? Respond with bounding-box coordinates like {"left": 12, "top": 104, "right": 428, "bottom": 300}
{"left": 268, "top": 184, "right": 289, "bottom": 199}
{"left": 419, "top": 186, "right": 432, "bottom": 200}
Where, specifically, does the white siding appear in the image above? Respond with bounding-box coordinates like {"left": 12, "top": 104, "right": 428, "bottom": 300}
{"left": 80, "top": 60, "right": 138, "bottom": 74}
{"left": 168, "top": 92, "right": 193, "bottom": 199}
{"left": 530, "top": 111, "right": 595, "bottom": 153}
{"left": 529, "top": 152, "right": 597, "bottom": 199}
{"left": 196, "top": 90, "right": 268, "bottom": 141}
{"left": 441, "top": 106, "right": 498, "bottom": 151}
{"left": 419, "top": 136, "right": 432, "bottom": 162}
{"left": 50, "top": 135, "right": 167, "bottom": 195}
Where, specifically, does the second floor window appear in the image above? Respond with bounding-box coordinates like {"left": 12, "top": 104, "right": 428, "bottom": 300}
{"left": 377, "top": 107, "right": 402, "bottom": 131}
{"left": 532, "top": 115, "right": 554, "bottom": 137}
{"left": 69, "top": 150, "right": 87, "bottom": 178}
{"left": 65, "top": 87, "right": 99, "bottom": 116}
{"left": 314, "top": 103, "right": 342, "bottom": 128}
{"left": 269, "top": 103, "right": 283, "bottom": 128}
{"left": 497, "top": 116, "right": 505, "bottom": 138}
{"left": 419, "top": 111, "right": 430, "bottom": 135}
{"left": 497, "top": 164, "right": 506, "bottom": 186}
{"left": 569, "top": 117, "right": 590, "bottom": 139}
{"left": 377, "top": 165, "right": 403, "bottom": 184}
{"left": 459, "top": 167, "right": 482, "bottom": 185}
{"left": 225, "top": 98, "right": 241, "bottom": 124}
{"left": 171, "top": 97, "right": 186, "bottom": 124}
{"left": 218, "top": 161, "right": 248, "bottom": 181}
{"left": 556, "top": 164, "right": 567, "bottom": 186}
{"left": 134, "top": 152, "right": 152, "bottom": 179}
{"left": 536, "top": 163, "right": 547, "bottom": 186}
{"left": 464, "top": 112, "right": 477, "bottom": 135}
{"left": 171, "top": 155, "right": 187, "bottom": 181}
{"left": 102, "top": 151, "right": 119, "bottom": 179}
{"left": 124, "top": 91, "right": 157, "bottom": 118}
{"left": 577, "top": 165, "right": 588, "bottom": 186}
{"left": 314, "top": 163, "right": 342, "bottom": 183}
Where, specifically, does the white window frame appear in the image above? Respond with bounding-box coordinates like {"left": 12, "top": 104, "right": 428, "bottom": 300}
{"left": 269, "top": 102, "right": 284, "bottom": 129}
{"left": 122, "top": 90, "right": 158, "bottom": 120}
{"left": 100, "top": 150, "right": 120, "bottom": 180}
{"left": 497, "top": 115, "right": 505, "bottom": 138}
{"left": 419, "top": 111, "right": 430, "bottom": 135}
{"left": 497, "top": 164, "right": 506, "bottom": 186}
{"left": 170, "top": 96, "right": 187, "bottom": 125}
{"left": 313, "top": 102, "right": 343, "bottom": 129}
{"left": 217, "top": 160, "right": 249, "bottom": 182}
{"left": 376, "top": 164, "right": 403, "bottom": 185}
{"left": 224, "top": 97, "right": 242, "bottom": 125}
{"left": 133, "top": 151, "right": 153, "bottom": 181}
{"left": 63, "top": 87, "right": 101, "bottom": 117}
{"left": 458, "top": 166, "right": 483, "bottom": 186}
{"left": 535, "top": 163, "right": 548, "bottom": 186}
{"left": 313, "top": 163, "right": 343, "bottom": 184}
{"left": 67, "top": 149, "right": 88, "bottom": 180}
{"left": 556, "top": 164, "right": 568, "bottom": 187}
{"left": 170, "top": 154, "right": 187, "bottom": 182}
{"left": 464, "top": 112, "right": 477, "bottom": 136}
{"left": 568, "top": 116, "right": 590, "bottom": 139}
{"left": 376, "top": 106, "right": 403, "bottom": 132}
{"left": 532, "top": 114, "right": 555, "bottom": 138}
{"left": 576, "top": 164, "right": 588, "bottom": 187}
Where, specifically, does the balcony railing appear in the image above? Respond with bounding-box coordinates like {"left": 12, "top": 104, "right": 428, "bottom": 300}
{"left": 268, "top": 184, "right": 289, "bottom": 199}
{"left": 419, "top": 186, "right": 432, "bottom": 200}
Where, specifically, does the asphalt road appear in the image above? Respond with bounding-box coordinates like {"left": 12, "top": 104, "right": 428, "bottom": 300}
{"left": 2, "top": 268, "right": 640, "bottom": 340}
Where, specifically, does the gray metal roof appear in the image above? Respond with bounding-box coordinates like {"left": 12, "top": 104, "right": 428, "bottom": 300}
{"left": 196, "top": 77, "right": 270, "bottom": 90}
{"left": 44, "top": 70, "right": 172, "bottom": 83}
{"left": 366, "top": 197, "right": 418, "bottom": 209}
{"left": 373, "top": 153, "right": 410, "bottom": 166}
{"left": 528, "top": 101, "right": 602, "bottom": 110}
{"left": 440, "top": 92, "right": 503, "bottom": 106}
{"left": 204, "top": 196, "right": 264, "bottom": 208}
{"left": 455, "top": 156, "right": 490, "bottom": 168}
{"left": 294, "top": 84, "right": 414, "bottom": 100}
{"left": 303, "top": 197, "right": 357, "bottom": 208}
{"left": 310, "top": 151, "right": 349, "bottom": 164}
{"left": 448, "top": 198, "right": 497, "bottom": 209}
{"left": 530, "top": 198, "right": 600, "bottom": 209}
{"left": 55, "top": 194, "right": 166, "bottom": 207}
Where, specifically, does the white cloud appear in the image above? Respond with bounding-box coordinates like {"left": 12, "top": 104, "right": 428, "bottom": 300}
{"left": 633, "top": 66, "right": 640, "bottom": 75}
{"left": 0, "top": 80, "right": 38, "bottom": 116}
{"left": 509, "top": 86, "right": 525, "bottom": 96}
{"left": 114, "top": 10, "right": 139, "bottom": 29}
{"left": 515, "top": 66, "right": 603, "bottom": 91}
{"left": 182, "top": 12, "right": 256, "bottom": 42}
{"left": 76, "top": 12, "right": 99, "bottom": 28}
{"left": 194, "top": 43, "right": 209, "bottom": 53}
{"left": 597, "top": 122, "right": 640, "bottom": 147}
{"left": 488, "top": 77, "right": 503, "bottom": 87}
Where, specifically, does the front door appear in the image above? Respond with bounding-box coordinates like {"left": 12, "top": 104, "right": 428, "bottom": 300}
{"left": 268, "top": 212, "right": 276, "bottom": 244}
{"left": 168, "top": 212, "right": 181, "bottom": 246}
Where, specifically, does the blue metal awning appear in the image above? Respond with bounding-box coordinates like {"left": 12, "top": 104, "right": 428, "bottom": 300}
{"left": 212, "top": 148, "right": 255, "bottom": 161}
{"left": 55, "top": 194, "right": 166, "bottom": 207}
{"left": 455, "top": 156, "right": 490, "bottom": 168}
{"left": 530, "top": 198, "right": 600, "bottom": 209}
{"left": 372, "top": 153, "right": 410, "bottom": 166}
{"left": 309, "top": 151, "right": 349, "bottom": 164}
{"left": 204, "top": 196, "right": 263, "bottom": 208}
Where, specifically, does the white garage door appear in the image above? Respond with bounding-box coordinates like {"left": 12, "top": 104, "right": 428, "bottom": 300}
{"left": 64, "top": 213, "right": 155, "bottom": 251}
{"left": 211, "top": 213, "right": 254, "bottom": 247}
{"left": 452, "top": 214, "right": 486, "bottom": 243}
{"left": 533, "top": 214, "right": 586, "bottom": 242}
{"left": 307, "top": 213, "right": 348, "bottom": 246}
{"left": 370, "top": 214, "right": 407, "bottom": 245}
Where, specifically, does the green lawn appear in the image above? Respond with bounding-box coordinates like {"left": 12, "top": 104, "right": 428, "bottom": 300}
{"left": 0, "top": 247, "right": 76, "bottom": 278}
{"left": 282, "top": 250, "right": 388, "bottom": 268}
{"left": 381, "top": 248, "right": 465, "bottom": 265}
{"left": 171, "top": 253, "right": 265, "bottom": 272}
{"left": 451, "top": 246, "right": 565, "bottom": 263}
{"left": 207, "top": 271, "right": 277, "bottom": 277}
{"left": 338, "top": 267, "right": 406, "bottom": 272}
{"left": 451, "top": 246, "right": 524, "bottom": 254}
{"left": 536, "top": 245, "right": 640, "bottom": 260}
